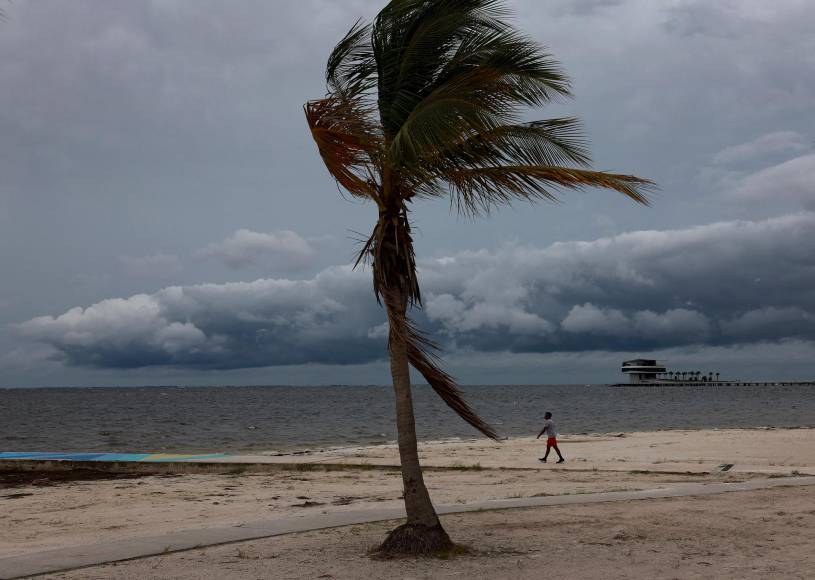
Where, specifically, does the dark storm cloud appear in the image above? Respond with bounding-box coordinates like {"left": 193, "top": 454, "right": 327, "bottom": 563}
{"left": 3, "top": 0, "right": 815, "bottom": 385}
{"left": 20, "top": 266, "right": 385, "bottom": 370}
{"left": 18, "top": 213, "right": 815, "bottom": 369}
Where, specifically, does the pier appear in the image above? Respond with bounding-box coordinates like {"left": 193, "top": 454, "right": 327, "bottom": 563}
{"left": 612, "top": 380, "right": 815, "bottom": 387}
{"left": 615, "top": 359, "right": 814, "bottom": 387}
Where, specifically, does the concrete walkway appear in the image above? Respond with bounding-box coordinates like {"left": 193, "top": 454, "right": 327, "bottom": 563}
{"left": 2, "top": 475, "right": 813, "bottom": 579}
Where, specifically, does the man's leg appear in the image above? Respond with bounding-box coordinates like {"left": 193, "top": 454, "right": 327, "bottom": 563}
{"left": 553, "top": 443, "right": 564, "bottom": 462}
{"left": 542, "top": 443, "right": 551, "bottom": 461}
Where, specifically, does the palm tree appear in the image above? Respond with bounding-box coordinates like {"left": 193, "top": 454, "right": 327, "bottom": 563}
{"left": 305, "top": 0, "right": 653, "bottom": 554}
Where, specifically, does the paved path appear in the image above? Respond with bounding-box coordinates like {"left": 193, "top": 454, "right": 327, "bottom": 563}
{"left": 2, "top": 475, "right": 814, "bottom": 579}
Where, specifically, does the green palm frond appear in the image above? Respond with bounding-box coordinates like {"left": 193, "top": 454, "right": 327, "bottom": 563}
{"left": 431, "top": 165, "right": 654, "bottom": 215}
{"left": 326, "top": 20, "right": 377, "bottom": 96}
{"left": 404, "top": 117, "right": 593, "bottom": 188}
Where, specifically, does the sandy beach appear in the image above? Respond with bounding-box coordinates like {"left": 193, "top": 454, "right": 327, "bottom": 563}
{"left": 45, "top": 486, "right": 815, "bottom": 580}
{"left": 2, "top": 428, "right": 814, "bottom": 578}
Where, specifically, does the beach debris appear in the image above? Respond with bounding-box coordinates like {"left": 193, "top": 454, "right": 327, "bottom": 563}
{"left": 293, "top": 500, "right": 324, "bottom": 507}
{"left": 332, "top": 496, "right": 362, "bottom": 505}
{"left": 1, "top": 492, "right": 34, "bottom": 499}
{"left": 612, "top": 527, "right": 629, "bottom": 540}
{"left": 717, "top": 463, "right": 735, "bottom": 472}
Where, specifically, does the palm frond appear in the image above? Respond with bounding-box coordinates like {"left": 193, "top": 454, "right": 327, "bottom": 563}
{"left": 385, "top": 39, "right": 573, "bottom": 164}
{"left": 406, "top": 324, "right": 499, "bottom": 441}
{"left": 404, "top": 117, "right": 592, "bottom": 186}
{"left": 429, "top": 165, "right": 655, "bottom": 215}
{"left": 304, "top": 96, "right": 383, "bottom": 200}
{"left": 386, "top": 300, "right": 499, "bottom": 440}
{"left": 373, "top": 0, "right": 550, "bottom": 138}
{"left": 327, "top": 19, "right": 377, "bottom": 96}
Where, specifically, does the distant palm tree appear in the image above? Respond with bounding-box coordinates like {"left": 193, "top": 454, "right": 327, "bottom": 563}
{"left": 305, "top": 0, "right": 653, "bottom": 553}
{"left": 716, "top": 372, "right": 720, "bottom": 382}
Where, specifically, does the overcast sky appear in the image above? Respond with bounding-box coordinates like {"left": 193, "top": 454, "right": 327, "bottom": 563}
{"left": 1, "top": 0, "right": 814, "bottom": 387}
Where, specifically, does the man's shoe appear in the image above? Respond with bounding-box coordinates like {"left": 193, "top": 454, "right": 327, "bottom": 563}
{"left": 556, "top": 458, "right": 565, "bottom": 464}
{"left": 538, "top": 458, "right": 547, "bottom": 462}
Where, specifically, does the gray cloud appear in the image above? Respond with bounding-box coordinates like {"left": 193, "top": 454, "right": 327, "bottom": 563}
{"left": 561, "top": 304, "right": 711, "bottom": 342}
{"left": 18, "top": 212, "right": 815, "bottom": 370}
{"left": 713, "top": 131, "right": 810, "bottom": 165}
{"left": 3, "top": 1, "right": 815, "bottom": 385}
{"left": 726, "top": 154, "right": 815, "bottom": 206}
{"left": 119, "top": 253, "right": 181, "bottom": 278}
{"left": 549, "top": 0, "right": 625, "bottom": 16}
{"left": 198, "top": 229, "right": 317, "bottom": 271}
{"left": 721, "top": 307, "right": 815, "bottom": 341}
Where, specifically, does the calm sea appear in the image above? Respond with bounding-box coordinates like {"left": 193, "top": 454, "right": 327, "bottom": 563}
{"left": 1, "top": 384, "right": 813, "bottom": 454}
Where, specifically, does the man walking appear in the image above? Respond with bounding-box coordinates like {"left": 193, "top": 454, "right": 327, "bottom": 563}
{"left": 537, "top": 411, "right": 564, "bottom": 463}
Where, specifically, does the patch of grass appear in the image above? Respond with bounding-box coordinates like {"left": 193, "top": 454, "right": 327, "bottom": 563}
{"left": 291, "top": 463, "right": 321, "bottom": 472}
{"left": 370, "top": 543, "right": 471, "bottom": 561}
{"left": 447, "top": 463, "right": 484, "bottom": 471}
{"left": 434, "top": 543, "right": 471, "bottom": 559}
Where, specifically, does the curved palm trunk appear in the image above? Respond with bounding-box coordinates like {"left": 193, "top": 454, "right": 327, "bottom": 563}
{"left": 387, "top": 294, "right": 439, "bottom": 526}
{"left": 379, "top": 289, "right": 453, "bottom": 553}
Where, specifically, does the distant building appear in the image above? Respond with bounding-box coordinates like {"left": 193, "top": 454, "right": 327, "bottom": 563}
{"left": 621, "top": 359, "right": 666, "bottom": 384}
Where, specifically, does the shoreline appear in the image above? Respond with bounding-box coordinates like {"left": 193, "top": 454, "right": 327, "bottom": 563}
{"left": 2, "top": 427, "right": 813, "bottom": 564}
{"left": 4, "top": 425, "right": 815, "bottom": 459}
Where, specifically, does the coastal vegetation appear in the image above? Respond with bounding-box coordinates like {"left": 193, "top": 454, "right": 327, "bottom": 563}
{"left": 305, "top": 0, "right": 653, "bottom": 554}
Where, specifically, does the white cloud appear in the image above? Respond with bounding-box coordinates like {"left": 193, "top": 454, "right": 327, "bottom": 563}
{"left": 713, "top": 131, "right": 810, "bottom": 165}
{"left": 198, "top": 229, "right": 317, "bottom": 271}
{"left": 726, "top": 153, "right": 815, "bottom": 206}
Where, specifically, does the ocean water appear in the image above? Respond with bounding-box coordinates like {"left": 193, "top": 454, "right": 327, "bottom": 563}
{"left": 1, "top": 384, "right": 813, "bottom": 454}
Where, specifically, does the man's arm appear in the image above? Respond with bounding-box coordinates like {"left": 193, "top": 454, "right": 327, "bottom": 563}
{"left": 536, "top": 424, "right": 548, "bottom": 439}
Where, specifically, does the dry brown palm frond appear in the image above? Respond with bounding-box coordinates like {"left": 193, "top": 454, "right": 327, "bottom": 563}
{"left": 387, "top": 303, "right": 498, "bottom": 440}
{"left": 304, "top": 96, "right": 383, "bottom": 201}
